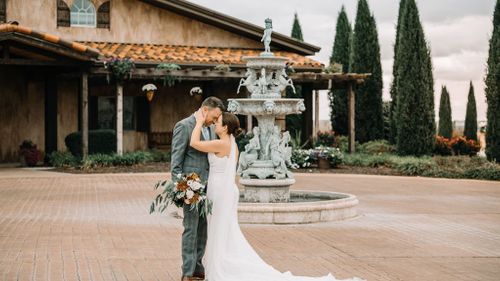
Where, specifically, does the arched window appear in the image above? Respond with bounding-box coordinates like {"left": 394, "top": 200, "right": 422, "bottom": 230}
{"left": 70, "top": 0, "right": 96, "bottom": 27}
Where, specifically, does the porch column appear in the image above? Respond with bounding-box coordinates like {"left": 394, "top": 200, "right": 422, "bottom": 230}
{"left": 80, "top": 72, "right": 89, "bottom": 157}
{"left": 301, "top": 83, "right": 313, "bottom": 144}
{"left": 44, "top": 74, "right": 58, "bottom": 157}
{"left": 116, "top": 83, "right": 123, "bottom": 155}
{"left": 347, "top": 82, "right": 355, "bottom": 153}
{"left": 313, "top": 89, "right": 320, "bottom": 142}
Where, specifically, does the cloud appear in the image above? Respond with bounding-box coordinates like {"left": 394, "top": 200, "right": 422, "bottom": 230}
{"left": 188, "top": 0, "right": 494, "bottom": 122}
{"left": 424, "top": 15, "right": 492, "bottom": 57}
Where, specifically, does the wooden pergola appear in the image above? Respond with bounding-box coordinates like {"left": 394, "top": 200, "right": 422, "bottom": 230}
{"left": 290, "top": 72, "right": 371, "bottom": 152}
{"left": 85, "top": 66, "right": 370, "bottom": 155}
{"left": 0, "top": 22, "right": 370, "bottom": 158}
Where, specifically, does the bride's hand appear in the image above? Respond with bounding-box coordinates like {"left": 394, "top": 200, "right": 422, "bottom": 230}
{"left": 194, "top": 109, "right": 206, "bottom": 125}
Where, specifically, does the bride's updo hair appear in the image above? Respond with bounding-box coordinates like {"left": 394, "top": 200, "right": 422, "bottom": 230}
{"left": 222, "top": 112, "right": 243, "bottom": 137}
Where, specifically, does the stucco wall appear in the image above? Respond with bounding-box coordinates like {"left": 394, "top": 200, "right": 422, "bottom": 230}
{"left": 0, "top": 73, "right": 245, "bottom": 162}
{"left": 149, "top": 82, "right": 201, "bottom": 133}
{"left": 6, "top": 0, "right": 261, "bottom": 48}
{"left": 0, "top": 68, "right": 45, "bottom": 162}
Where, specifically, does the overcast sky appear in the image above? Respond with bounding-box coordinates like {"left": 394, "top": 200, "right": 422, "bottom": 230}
{"left": 190, "top": 0, "right": 495, "bottom": 122}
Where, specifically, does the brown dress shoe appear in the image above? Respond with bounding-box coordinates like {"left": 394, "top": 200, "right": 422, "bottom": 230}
{"left": 192, "top": 272, "right": 205, "bottom": 280}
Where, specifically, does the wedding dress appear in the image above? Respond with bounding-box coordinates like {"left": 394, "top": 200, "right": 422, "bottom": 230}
{"left": 203, "top": 136, "right": 364, "bottom": 281}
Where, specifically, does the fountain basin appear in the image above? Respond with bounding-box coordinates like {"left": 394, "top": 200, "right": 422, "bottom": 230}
{"left": 241, "top": 178, "right": 295, "bottom": 203}
{"left": 238, "top": 190, "right": 359, "bottom": 224}
{"left": 228, "top": 98, "right": 305, "bottom": 116}
{"left": 242, "top": 55, "right": 289, "bottom": 69}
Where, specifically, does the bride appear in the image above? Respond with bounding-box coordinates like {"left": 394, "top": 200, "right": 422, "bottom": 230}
{"left": 189, "top": 110, "right": 364, "bottom": 281}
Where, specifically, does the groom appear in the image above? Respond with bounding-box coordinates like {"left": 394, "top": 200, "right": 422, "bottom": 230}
{"left": 171, "top": 96, "right": 225, "bottom": 281}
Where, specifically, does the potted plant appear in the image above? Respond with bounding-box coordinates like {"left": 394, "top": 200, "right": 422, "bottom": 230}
{"left": 315, "top": 130, "right": 336, "bottom": 147}
{"left": 310, "top": 146, "right": 344, "bottom": 169}
{"left": 189, "top": 86, "right": 204, "bottom": 102}
{"left": 104, "top": 57, "right": 135, "bottom": 83}
{"left": 157, "top": 63, "right": 181, "bottom": 87}
{"left": 19, "top": 140, "right": 40, "bottom": 167}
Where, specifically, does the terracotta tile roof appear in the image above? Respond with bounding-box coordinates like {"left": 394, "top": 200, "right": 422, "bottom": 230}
{"left": 0, "top": 22, "right": 101, "bottom": 58}
{"left": 82, "top": 42, "right": 323, "bottom": 69}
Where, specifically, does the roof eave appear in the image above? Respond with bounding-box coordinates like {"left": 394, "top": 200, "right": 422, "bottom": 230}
{"left": 138, "top": 0, "right": 321, "bottom": 55}
{"left": 0, "top": 32, "right": 99, "bottom": 62}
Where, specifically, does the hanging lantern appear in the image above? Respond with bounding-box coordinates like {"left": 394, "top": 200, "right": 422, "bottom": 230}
{"left": 190, "top": 86, "right": 203, "bottom": 102}
{"left": 142, "top": 83, "right": 157, "bottom": 102}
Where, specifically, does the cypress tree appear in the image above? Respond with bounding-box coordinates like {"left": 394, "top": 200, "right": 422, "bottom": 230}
{"left": 329, "top": 6, "right": 352, "bottom": 135}
{"left": 351, "top": 0, "right": 384, "bottom": 142}
{"left": 423, "top": 43, "right": 436, "bottom": 149}
{"left": 291, "top": 12, "right": 304, "bottom": 42}
{"left": 438, "top": 86, "right": 453, "bottom": 139}
{"left": 486, "top": 0, "right": 500, "bottom": 162}
{"left": 286, "top": 12, "right": 304, "bottom": 138}
{"left": 395, "top": 0, "right": 435, "bottom": 155}
{"left": 382, "top": 101, "right": 391, "bottom": 140}
{"left": 389, "top": 0, "right": 408, "bottom": 144}
{"left": 464, "top": 81, "right": 478, "bottom": 140}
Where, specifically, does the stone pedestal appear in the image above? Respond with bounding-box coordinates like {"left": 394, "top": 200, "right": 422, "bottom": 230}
{"left": 240, "top": 178, "right": 295, "bottom": 203}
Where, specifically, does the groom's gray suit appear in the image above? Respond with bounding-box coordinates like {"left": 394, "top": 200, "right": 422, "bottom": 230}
{"left": 171, "top": 115, "right": 215, "bottom": 277}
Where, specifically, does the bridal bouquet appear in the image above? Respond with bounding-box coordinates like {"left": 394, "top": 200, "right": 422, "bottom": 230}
{"left": 149, "top": 172, "right": 213, "bottom": 217}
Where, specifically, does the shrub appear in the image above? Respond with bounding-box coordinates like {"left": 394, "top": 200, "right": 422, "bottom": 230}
{"left": 343, "top": 153, "right": 393, "bottom": 168}
{"left": 449, "top": 136, "right": 480, "bottom": 156}
{"left": 81, "top": 151, "right": 154, "bottom": 169}
{"left": 290, "top": 149, "right": 313, "bottom": 169}
{"left": 19, "top": 140, "right": 40, "bottom": 167}
{"left": 463, "top": 164, "right": 500, "bottom": 181}
{"left": 65, "top": 130, "right": 116, "bottom": 156}
{"left": 358, "top": 140, "right": 396, "bottom": 155}
{"left": 47, "top": 151, "right": 80, "bottom": 167}
{"left": 148, "top": 149, "right": 171, "bottom": 162}
{"left": 315, "top": 131, "right": 336, "bottom": 147}
{"left": 391, "top": 157, "right": 436, "bottom": 176}
{"left": 433, "top": 136, "right": 452, "bottom": 156}
{"left": 336, "top": 135, "right": 361, "bottom": 152}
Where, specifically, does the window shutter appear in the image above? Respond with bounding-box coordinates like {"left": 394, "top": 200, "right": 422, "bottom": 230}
{"left": 57, "top": 0, "right": 70, "bottom": 27}
{"left": 97, "top": 1, "right": 110, "bottom": 29}
{"left": 0, "top": 0, "right": 6, "bottom": 23}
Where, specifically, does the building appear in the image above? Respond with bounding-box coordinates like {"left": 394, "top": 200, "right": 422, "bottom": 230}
{"left": 0, "top": 0, "right": 368, "bottom": 163}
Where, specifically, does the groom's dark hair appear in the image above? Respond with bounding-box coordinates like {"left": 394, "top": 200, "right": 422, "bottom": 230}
{"left": 202, "top": 96, "right": 225, "bottom": 111}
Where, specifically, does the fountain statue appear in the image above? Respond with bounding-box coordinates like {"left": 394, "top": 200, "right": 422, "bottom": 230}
{"left": 228, "top": 18, "right": 305, "bottom": 203}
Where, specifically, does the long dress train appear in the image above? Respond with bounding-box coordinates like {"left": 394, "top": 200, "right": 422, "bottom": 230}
{"left": 204, "top": 136, "right": 364, "bottom": 281}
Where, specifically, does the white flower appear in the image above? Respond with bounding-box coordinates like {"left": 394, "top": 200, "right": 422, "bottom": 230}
{"left": 191, "top": 182, "right": 203, "bottom": 191}
{"left": 187, "top": 180, "right": 194, "bottom": 188}
{"left": 186, "top": 190, "right": 194, "bottom": 199}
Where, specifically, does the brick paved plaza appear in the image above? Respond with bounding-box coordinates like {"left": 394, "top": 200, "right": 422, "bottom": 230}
{"left": 1, "top": 168, "right": 499, "bottom": 281}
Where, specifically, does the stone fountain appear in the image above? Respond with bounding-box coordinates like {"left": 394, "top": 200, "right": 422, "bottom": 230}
{"left": 227, "top": 19, "right": 359, "bottom": 224}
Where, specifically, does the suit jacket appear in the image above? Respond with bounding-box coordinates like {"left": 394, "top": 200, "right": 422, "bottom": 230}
{"left": 170, "top": 115, "right": 215, "bottom": 182}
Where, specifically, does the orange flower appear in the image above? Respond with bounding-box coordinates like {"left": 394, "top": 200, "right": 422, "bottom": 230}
{"left": 190, "top": 193, "right": 200, "bottom": 204}
{"left": 177, "top": 181, "right": 189, "bottom": 191}
{"left": 187, "top": 172, "right": 200, "bottom": 181}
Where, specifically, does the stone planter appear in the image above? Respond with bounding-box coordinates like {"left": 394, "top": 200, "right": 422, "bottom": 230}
{"left": 318, "top": 157, "right": 330, "bottom": 169}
